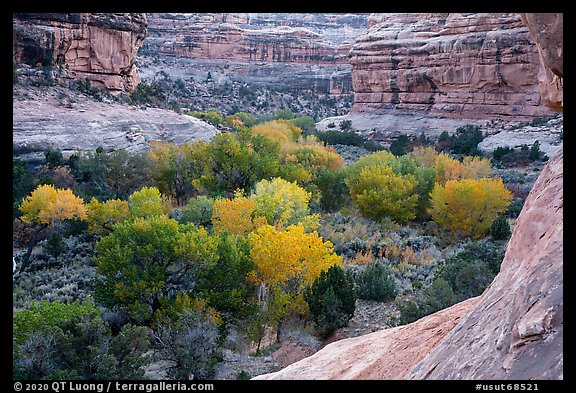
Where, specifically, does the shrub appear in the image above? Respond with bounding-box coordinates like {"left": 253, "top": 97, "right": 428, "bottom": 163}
{"left": 317, "top": 130, "right": 366, "bottom": 147}
{"left": 420, "top": 277, "right": 459, "bottom": 313}
{"left": 389, "top": 134, "right": 411, "bottom": 156}
{"left": 355, "top": 262, "right": 398, "bottom": 302}
{"left": 13, "top": 299, "right": 150, "bottom": 380}
{"left": 506, "top": 198, "right": 525, "bottom": 218}
{"left": 339, "top": 120, "right": 352, "bottom": 131}
{"left": 154, "top": 307, "right": 223, "bottom": 380}
{"left": 289, "top": 115, "right": 317, "bottom": 135}
{"left": 450, "top": 124, "right": 484, "bottom": 156}
{"left": 490, "top": 215, "right": 511, "bottom": 240}
{"left": 436, "top": 240, "right": 505, "bottom": 300}
{"left": 396, "top": 299, "right": 426, "bottom": 325}
{"left": 492, "top": 146, "right": 514, "bottom": 161}
{"left": 44, "top": 146, "right": 64, "bottom": 168}
{"left": 304, "top": 264, "right": 356, "bottom": 337}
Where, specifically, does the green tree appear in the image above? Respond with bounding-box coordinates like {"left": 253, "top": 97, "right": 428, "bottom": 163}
{"left": 180, "top": 196, "right": 215, "bottom": 228}
{"left": 13, "top": 299, "right": 150, "bottom": 380}
{"left": 304, "top": 264, "right": 356, "bottom": 337}
{"left": 199, "top": 133, "right": 280, "bottom": 196}
{"left": 314, "top": 169, "right": 350, "bottom": 212}
{"left": 450, "top": 124, "right": 484, "bottom": 156}
{"left": 389, "top": 134, "right": 411, "bottom": 156}
{"left": 196, "top": 233, "right": 258, "bottom": 319}
{"left": 94, "top": 215, "right": 218, "bottom": 324}
{"left": 355, "top": 262, "right": 398, "bottom": 302}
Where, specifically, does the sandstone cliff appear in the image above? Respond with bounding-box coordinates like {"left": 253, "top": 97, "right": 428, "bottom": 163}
{"left": 255, "top": 13, "right": 563, "bottom": 380}
{"left": 520, "top": 13, "right": 563, "bottom": 112}
{"left": 349, "top": 13, "right": 554, "bottom": 120}
{"left": 144, "top": 13, "right": 366, "bottom": 65}
{"left": 13, "top": 13, "right": 147, "bottom": 92}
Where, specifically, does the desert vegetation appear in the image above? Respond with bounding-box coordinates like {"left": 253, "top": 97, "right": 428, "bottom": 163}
{"left": 13, "top": 104, "right": 543, "bottom": 380}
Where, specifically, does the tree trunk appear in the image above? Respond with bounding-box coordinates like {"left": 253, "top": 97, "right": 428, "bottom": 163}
{"left": 19, "top": 224, "right": 47, "bottom": 273}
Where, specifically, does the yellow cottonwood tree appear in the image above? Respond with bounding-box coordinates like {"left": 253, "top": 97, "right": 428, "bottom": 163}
{"left": 211, "top": 196, "right": 264, "bottom": 236}
{"left": 428, "top": 178, "right": 513, "bottom": 238}
{"left": 86, "top": 198, "right": 130, "bottom": 235}
{"left": 18, "top": 184, "right": 87, "bottom": 272}
{"left": 248, "top": 224, "right": 342, "bottom": 333}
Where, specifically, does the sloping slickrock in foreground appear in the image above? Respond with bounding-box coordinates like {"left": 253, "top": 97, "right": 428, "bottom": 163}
{"left": 253, "top": 297, "right": 479, "bottom": 380}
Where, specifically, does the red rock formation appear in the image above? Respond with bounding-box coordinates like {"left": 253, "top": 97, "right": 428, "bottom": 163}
{"left": 145, "top": 13, "right": 364, "bottom": 65}
{"left": 520, "top": 13, "right": 563, "bottom": 112}
{"left": 350, "top": 13, "right": 554, "bottom": 120}
{"left": 13, "top": 13, "right": 147, "bottom": 92}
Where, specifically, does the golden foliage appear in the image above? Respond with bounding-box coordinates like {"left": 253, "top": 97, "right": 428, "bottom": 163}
{"left": 428, "top": 178, "right": 513, "bottom": 238}
{"left": 251, "top": 120, "right": 302, "bottom": 143}
{"left": 249, "top": 224, "right": 342, "bottom": 291}
{"left": 19, "top": 184, "right": 87, "bottom": 225}
{"left": 86, "top": 198, "right": 129, "bottom": 235}
{"left": 211, "top": 196, "right": 261, "bottom": 236}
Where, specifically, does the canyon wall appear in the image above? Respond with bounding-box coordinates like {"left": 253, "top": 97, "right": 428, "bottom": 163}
{"left": 138, "top": 13, "right": 369, "bottom": 100}
{"left": 144, "top": 13, "right": 366, "bottom": 65}
{"left": 349, "top": 13, "right": 554, "bottom": 120}
{"left": 13, "top": 13, "right": 147, "bottom": 92}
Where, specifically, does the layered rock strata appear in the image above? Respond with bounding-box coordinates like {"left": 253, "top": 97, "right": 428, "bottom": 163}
{"left": 349, "top": 13, "right": 554, "bottom": 120}
{"left": 13, "top": 13, "right": 147, "bottom": 92}
{"left": 144, "top": 13, "right": 367, "bottom": 65}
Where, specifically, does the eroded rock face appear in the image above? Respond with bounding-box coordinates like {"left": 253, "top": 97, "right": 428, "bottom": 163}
{"left": 13, "top": 13, "right": 147, "bottom": 92}
{"left": 349, "top": 13, "right": 554, "bottom": 120}
{"left": 520, "top": 13, "right": 563, "bottom": 112}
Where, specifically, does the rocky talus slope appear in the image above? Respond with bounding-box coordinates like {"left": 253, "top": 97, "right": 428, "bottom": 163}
{"left": 255, "top": 13, "right": 563, "bottom": 380}
{"left": 13, "top": 13, "right": 147, "bottom": 92}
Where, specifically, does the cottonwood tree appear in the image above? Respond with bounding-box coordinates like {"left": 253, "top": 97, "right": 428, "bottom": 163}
{"left": 249, "top": 224, "right": 342, "bottom": 341}
{"left": 428, "top": 178, "right": 513, "bottom": 238}
{"left": 17, "top": 184, "right": 87, "bottom": 273}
